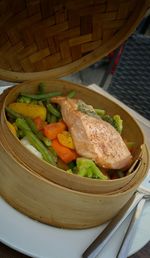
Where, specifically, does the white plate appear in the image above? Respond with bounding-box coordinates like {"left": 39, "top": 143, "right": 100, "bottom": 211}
{"left": 0, "top": 84, "right": 150, "bottom": 258}
{"left": 0, "top": 197, "right": 150, "bottom": 258}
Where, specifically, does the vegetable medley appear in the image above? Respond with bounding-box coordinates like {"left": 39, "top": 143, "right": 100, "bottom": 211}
{"left": 5, "top": 82, "right": 134, "bottom": 180}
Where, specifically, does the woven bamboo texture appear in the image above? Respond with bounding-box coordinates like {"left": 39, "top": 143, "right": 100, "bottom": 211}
{"left": 0, "top": 0, "right": 149, "bottom": 81}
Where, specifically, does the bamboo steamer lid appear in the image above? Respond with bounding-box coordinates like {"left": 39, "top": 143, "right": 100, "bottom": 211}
{"left": 0, "top": 0, "right": 149, "bottom": 82}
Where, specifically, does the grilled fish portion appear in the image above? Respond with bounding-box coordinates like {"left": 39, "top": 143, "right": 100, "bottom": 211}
{"left": 52, "top": 97, "right": 132, "bottom": 169}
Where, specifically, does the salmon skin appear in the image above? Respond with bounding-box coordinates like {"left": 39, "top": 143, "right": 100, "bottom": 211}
{"left": 51, "top": 97, "right": 132, "bottom": 169}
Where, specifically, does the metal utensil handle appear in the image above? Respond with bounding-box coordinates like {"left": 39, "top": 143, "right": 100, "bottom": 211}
{"left": 82, "top": 192, "right": 144, "bottom": 258}
{"left": 117, "top": 198, "right": 146, "bottom": 258}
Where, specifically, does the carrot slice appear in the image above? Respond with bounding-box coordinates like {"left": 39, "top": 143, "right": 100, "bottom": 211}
{"left": 33, "top": 116, "right": 46, "bottom": 131}
{"left": 52, "top": 138, "right": 78, "bottom": 163}
{"left": 43, "top": 121, "right": 66, "bottom": 140}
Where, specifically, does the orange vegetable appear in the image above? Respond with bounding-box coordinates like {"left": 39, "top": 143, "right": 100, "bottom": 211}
{"left": 33, "top": 116, "right": 46, "bottom": 131}
{"left": 52, "top": 139, "right": 78, "bottom": 163}
{"left": 6, "top": 121, "right": 17, "bottom": 136}
{"left": 57, "top": 131, "right": 75, "bottom": 149}
{"left": 43, "top": 121, "right": 66, "bottom": 140}
{"left": 8, "top": 102, "right": 46, "bottom": 120}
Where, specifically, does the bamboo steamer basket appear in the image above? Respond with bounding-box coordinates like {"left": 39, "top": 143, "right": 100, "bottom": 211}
{"left": 0, "top": 79, "right": 147, "bottom": 195}
{"left": 0, "top": 0, "right": 149, "bottom": 82}
{"left": 0, "top": 92, "right": 149, "bottom": 228}
{"left": 0, "top": 83, "right": 149, "bottom": 228}
{"left": 0, "top": 81, "right": 149, "bottom": 228}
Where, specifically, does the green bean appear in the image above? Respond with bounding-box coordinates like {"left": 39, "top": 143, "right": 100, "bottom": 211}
{"left": 5, "top": 107, "right": 22, "bottom": 120}
{"left": 16, "top": 117, "right": 31, "bottom": 131}
{"left": 17, "top": 129, "right": 25, "bottom": 139}
{"left": 26, "top": 131, "right": 55, "bottom": 165}
{"left": 50, "top": 114, "right": 57, "bottom": 123}
{"left": 16, "top": 118, "right": 56, "bottom": 165}
{"left": 38, "top": 82, "right": 46, "bottom": 94}
{"left": 47, "top": 103, "right": 61, "bottom": 118}
{"left": 49, "top": 146, "right": 57, "bottom": 163}
{"left": 46, "top": 112, "right": 51, "bottom": 123}
{"left": 25, "top": 117, "right": 38, "bottom": 133}
{"left": 20, "top": 91, "right": 62, "bottom": 100}
{"left": 67, "top": 90, "right": 76, "bottom": 98}
{"left": 42, "top": 137, "right": 51, "bottom": 147}
{"left": 25, "top": 117, "right": 51, "bottom": 147}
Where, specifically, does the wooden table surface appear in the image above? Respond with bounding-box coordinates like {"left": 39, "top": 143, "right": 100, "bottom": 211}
{"left": 0, "top": 241, "right": 150, "bottom": 257}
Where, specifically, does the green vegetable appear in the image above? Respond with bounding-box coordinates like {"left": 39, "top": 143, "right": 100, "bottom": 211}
{"left": 46, "top": 112, "right": 51, "bottom": 123}
{"left": 17, "top": 96, "right": 31, "bottom": 104}
{"left": 49, "top": 146, "right": 58, "bottom": 163}
{"left": 16, "top": 117, "right": 31, "bottom": 131}
{"left": 47, "top": 103, "right": 61, "bottom": 118}
{"left": 15, "top": 118, "right": 56, "bottom": 165}
{"left": 17, "top": 129, "right": 25, "bottom": 139}
{"left": 20, "top": 91, "right": 62, "bottom": 100}
{"left": 50, "top": 114, "right": 57, "bottom": 123}
{"left": 38, "top": 82, "right": 46, "bottom": 94}
{"left": 68, "top": 161, "right": 76, "bottom": 170}
{"left": 77, "top": 101, "right": 123, "bottom": 134}
{"left": 77, "top": 100, "right": 99, "bottom": 118}
{"left": 95, "top": 108, "right": 106, "bottom": 117}
{"left": 113, "top": 115, "right": 123, "bottom": 134}
{"left": 30, "top": 100, "right": 38, "bottom": 105}
{"left": 102, "top": 114, "right": 123, "bottom": 133}
{"left": 5, "top": 107, "right": 22, "bottom": 121}
{"left": 67, "top": 90, "right": 76, "bottom": 98}
{"left": 102, "top": 114, "right": 114, "bottom": 126}
{"left": 37, "top": 100, "right": 44, "bottom": 106}
{"left": 25, "top": 117, "right": 51, "bottom": 147}
{"left": 66, "top": 169, "right": 73, "bottom": 174}
{"left": 76, "top": 158, "right": 108, "bottom": 180}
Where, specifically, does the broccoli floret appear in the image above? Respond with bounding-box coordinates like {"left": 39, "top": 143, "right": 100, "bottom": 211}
{"left": 95, "top": 108, "right": 106, "bottom": 117}
{"left": 102, "top": 114, "right": 123, "bottom": 134}
{"left": 113, "top": 115, "right": 123, "bottom": 134}
{"left": 76, "top": 158, "right": 108, "bottom": 180}
{"left": 66, "top": 169, "right": 73, "bottom": 174}
{"left": 17, "top": 96, "right": 31, "bottom": 104}
{"left": 102, "top": 114, "right": 114, "bottom": 126}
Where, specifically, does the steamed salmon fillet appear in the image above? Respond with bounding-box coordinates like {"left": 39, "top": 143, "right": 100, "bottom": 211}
{"left": 51, "top": 97, "right": 132, "bottom": 169}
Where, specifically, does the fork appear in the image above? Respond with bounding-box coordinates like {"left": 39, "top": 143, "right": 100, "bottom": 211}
{"left": 82, "top": 172, "right": 150, "bottom": 258}
{"left": 117, "top": 194, "right": 150, "bottom": 258}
